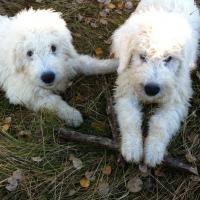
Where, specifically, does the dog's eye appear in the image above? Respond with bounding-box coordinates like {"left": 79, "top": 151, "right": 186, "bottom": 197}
{"left": 27, "top": 50, "right": 33, "bottom": 57}
{"left": 164, "top": 56, "right": 173, "bottom": 63}
{"left": 139, "top": 54, "right": 147, "bottom": 62}
{"left": 51, "top": 45, "right": 56, "bottom": 53}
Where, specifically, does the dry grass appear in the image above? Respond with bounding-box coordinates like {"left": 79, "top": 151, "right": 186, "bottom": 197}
{"left": 0, "top": 0, "right": 200, "bottom": 199}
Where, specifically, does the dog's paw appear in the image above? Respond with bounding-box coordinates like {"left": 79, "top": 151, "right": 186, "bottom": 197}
{"left": 121, "top": 136, "right": 143, "bottom": 163}
{"left": 64, "top": 109, "right": 83, "bottom": 127}
{"left": 144, "top": 137, "right": 166, "bottom": 167}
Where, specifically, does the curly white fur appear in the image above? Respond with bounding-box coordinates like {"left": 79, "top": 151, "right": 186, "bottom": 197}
{"left": 112, "top": 0, "right": 200, "bottom": 166}
{"left": 0, "top": 9, "right": 118, "bottom": 127}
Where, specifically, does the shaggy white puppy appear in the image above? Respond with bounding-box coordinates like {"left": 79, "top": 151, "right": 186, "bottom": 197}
{"left": 112, "top": 0, "right": 200, "bottom": 166}
{"left": 0, "top": 9, "right": 118, "bottom": 127}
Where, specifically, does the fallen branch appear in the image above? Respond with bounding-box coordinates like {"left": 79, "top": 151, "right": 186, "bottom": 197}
{"left": 56, "top": 128, "right": 199, "bottom": 176}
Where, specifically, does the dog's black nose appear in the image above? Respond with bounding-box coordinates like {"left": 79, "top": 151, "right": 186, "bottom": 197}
{"left": 144, "top": 83, "right": 160, "bottom": 96}
{"left": 41, "top": 71, "right": 55, "bottom": 84}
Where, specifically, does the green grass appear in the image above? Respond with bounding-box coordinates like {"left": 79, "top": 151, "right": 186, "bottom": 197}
{"left": 0, "top": 0, "right": 200, "bottom": 199}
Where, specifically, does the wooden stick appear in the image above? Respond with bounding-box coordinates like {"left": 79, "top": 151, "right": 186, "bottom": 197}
{"left": 103, "top": 77, "right": 118, "bottom": 142}
{"left": 56, "top": 128, "right": 199, "bottom": 175}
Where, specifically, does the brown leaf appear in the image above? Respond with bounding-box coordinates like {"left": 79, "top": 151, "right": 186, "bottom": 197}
{"left": 80, "top": 177, "right": 90, "bottom": 188}
{"left": 95, "top": 48, "right": 103, "bottom": 56}
{"left": 116, "top": 2, "right": 124, "bottom": 9}
{"left": 101, "top": 166, "right": 112, "bottom": 175}
{"left": 127, "top": 177, "right": 143, "bottom": 193}
{"left": 106, "top": 3, "right": 116, "bottom": 9}
{"left": 185, "top": 151, "right": 197, "bottom": 163}
{"left": 1, "top": 117, "right": 12, "bottom": 132}
{"left": 97, "top": 182, "right": 109, "bottom": 195}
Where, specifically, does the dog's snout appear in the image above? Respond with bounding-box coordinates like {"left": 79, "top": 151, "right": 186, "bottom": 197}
{"left": 144, "top": 83, "right": 160, "bottom": 96}
{"left": 41, "top": 71, "right": 55, "bottom": 84}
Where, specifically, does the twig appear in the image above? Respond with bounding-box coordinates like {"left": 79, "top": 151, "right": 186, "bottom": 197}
{"left": 56, "top": 128, "right": 199, "bottom": 175}
{"left": 56, "top": 128, "right": 119, "bottom": 150}
{"left": 103, "top": 77, "right": 126, "bottom": 166}
{"left": 103, "top": 77, "right": 118, "bottom": 142}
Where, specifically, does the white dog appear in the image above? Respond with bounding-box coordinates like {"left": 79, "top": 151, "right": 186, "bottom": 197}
{"left": 112, "top": 0, "right": 200, "bottom": 166}
{"left": 0, "top": 9, "right": 118, "bottom": 127}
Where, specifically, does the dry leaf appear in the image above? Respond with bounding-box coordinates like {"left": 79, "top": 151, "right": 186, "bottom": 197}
{"left": 74, "top": 93, "right": 86, "bottom": 103}
{"left": 90, "top": 21, "right": 99, "bottom": 28}
{"left": 127, "top": 177, "right": 143, "bottom": 193}
{"left": 69, "top": 155, "right": 83, "bottom": 170}
{"left": 139, "top": 164, "right": 149, "bottom": 177}
{"left": 85, "top": 171, "right": 96, "bottom": 181}
{"left": 2, "top": 124, "right": 10, "bottom": 132}
{"left": 187, "top": 133, "right": 199, "bottom": 145}
{"left": 95, "top": 48, "right": 103, "bottom": 56}
{"left": 101, "top": 166, "right": 112, "bottom": 175}
{"left": 154, "top": 166, "right": 165, "bottom": 177}
{"left": 104, "top": 38, "right": 112, "bottom": 45}
{"left": 76, "top": 0, "right": 84, "bottom": 3}
{"left": 139, "top": 164, "right": 148, "bottom": 173}
{"left": 97, "top": 0, "right": 111, "bottom": 4}
{"left": 6, "top": 177, "right": 18, "bottom": 191}
{"left": 106, "top": 3, "right": 116, "bottom": 9}
{"left": 80, "top": 177, "right": 90, "bottom": 188}
{"left": 185, "top": 151, "right": 197, "bottom": 163}
{"left": 1, "top": 117, "right": 12, "bottom": 132}
{"left": 13, "top": 169, "right": 23, "bottom": 181}
{"left": 6, "top": 169, "right": 23, "bottom": 192}
{"left": 31, "top": 157, "right": 43, "bottom": 162}
{"left": 99, "top": 9, "right": 110, "bottom": 17}
{"left": 36, "top": 0, "right": 43, "bottom": 3}
{"left": 97, "top": 182, "right": 109, "bottom": 195}
{"left": 99, "top": 18, "right": 108, "bottom": 25}
{"left": 117, "top": 2, "right": 124, "bottom": 9}
{"left": 125, "top": 1, "right": 133, "bottom": 10}
{"left": 91, "top": 121, "right": 105, "bottom": 131}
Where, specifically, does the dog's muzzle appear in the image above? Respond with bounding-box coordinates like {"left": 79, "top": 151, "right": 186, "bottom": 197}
{"left": 144, "top": 83, "right": 160, "bottom": 96}
{"left": 41, "top": 71, "right": 55, "bottom": 84}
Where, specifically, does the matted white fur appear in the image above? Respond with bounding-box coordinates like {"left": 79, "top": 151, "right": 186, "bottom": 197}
{"left": 0, "top": 9, "right": 118, "bottom": 127}
{"left": 112, "top": 0, "right": 200, "bottom": 166}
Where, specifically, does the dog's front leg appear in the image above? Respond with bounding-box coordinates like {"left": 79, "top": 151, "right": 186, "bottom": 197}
{"left": 115, "top": 95, "right": 143, "bottom": 163}
{"left": 33, "top": 92, "right": 83, "bottom": 127}
{"left": 144, "top": 103, "right": 188, "bottom": 167}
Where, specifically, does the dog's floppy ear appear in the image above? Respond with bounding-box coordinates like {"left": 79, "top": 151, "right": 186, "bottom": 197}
{"left": 11, "top": 43, "right": 25, "bottom": 73}
{"left": 111, "top": 26, "right": 132, "bottom": 74}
